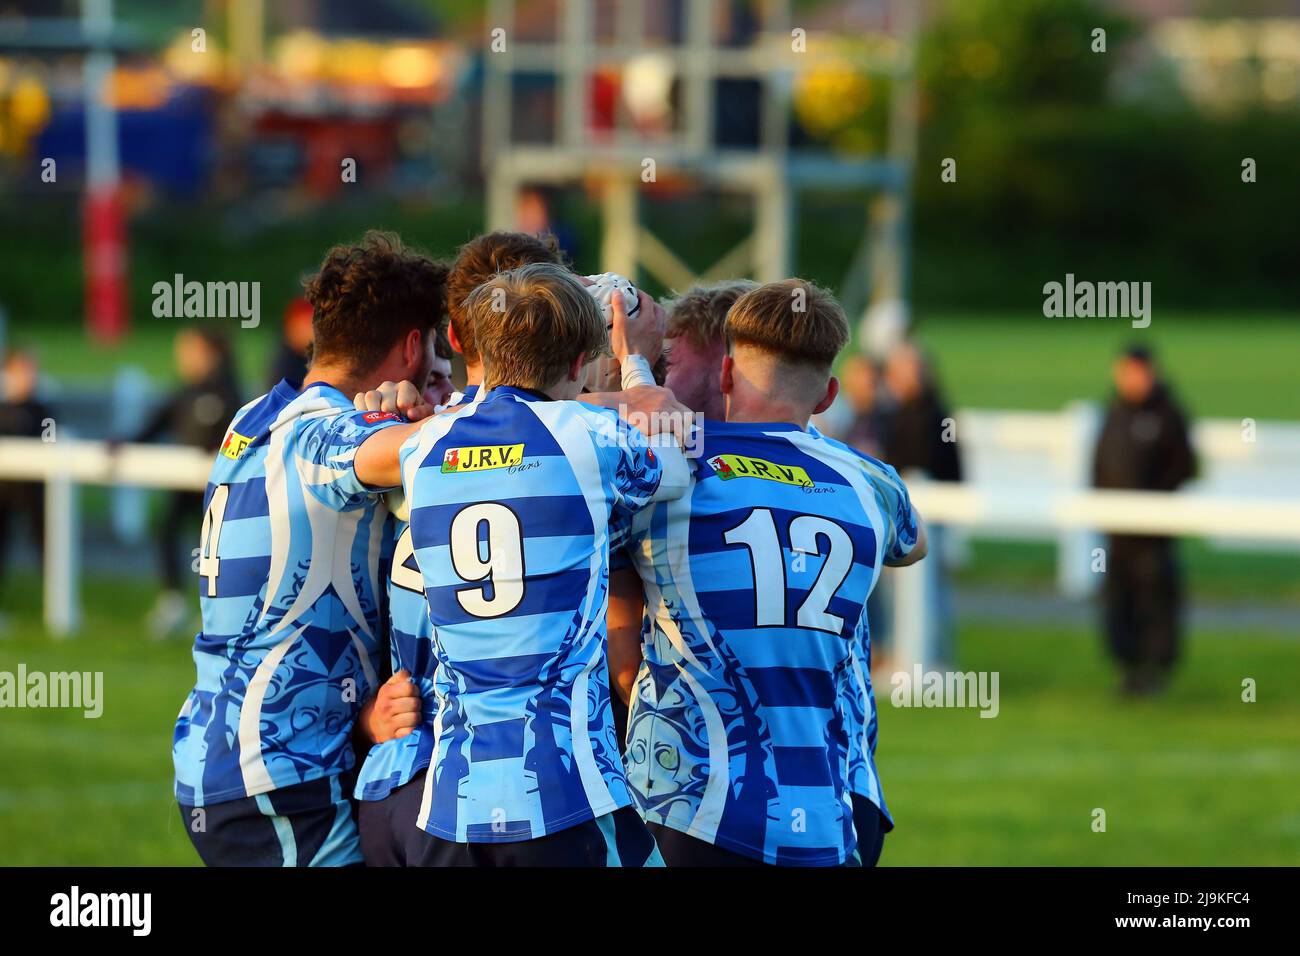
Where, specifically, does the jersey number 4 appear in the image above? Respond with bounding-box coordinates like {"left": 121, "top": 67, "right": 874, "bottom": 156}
{"left": 723, "top": 507, "right": 854, "bottom": 635}
{"left": 198, "top": 485, "right": 230, "bottom": 597}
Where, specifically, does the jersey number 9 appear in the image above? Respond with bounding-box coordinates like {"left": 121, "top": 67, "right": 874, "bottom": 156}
{"left": 450, "top": 503, "right": 525, "bottom": 618}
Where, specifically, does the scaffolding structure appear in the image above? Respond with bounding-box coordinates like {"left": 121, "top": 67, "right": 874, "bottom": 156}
{"left": 482, "top": 0, "right": 918, "bottom": 309}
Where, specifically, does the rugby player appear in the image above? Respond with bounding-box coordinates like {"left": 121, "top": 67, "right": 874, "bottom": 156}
{"left": 348, "top": 262, "right": 688, "bottom": 865}
{"left": 607, "top": 279, "right": 927, "bottom": 866}
{"left": 661, "top": 279, "right": 757, "bottom": 421}
{"left": 172, "top": 232, "right": 446, "bottom": 867}
{"left": 350, "top": 232, "right": 680, "bottom": 865}
{"left": 441, "top": 231, "right": 680, "bottom": 411}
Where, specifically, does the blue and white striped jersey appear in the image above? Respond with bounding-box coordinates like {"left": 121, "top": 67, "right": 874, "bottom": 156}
{"left": 399, "top": 386, "right": 687, "bottom": 842}
{"left": 803, "top": 423, "right": 895, "bottom": 827}
{"left": 173, "top": 379, "right": 404, "bottom": 807}
{"left": 355, "top": 384, "right": 480, "bottom": 803}
{"left": 623, "top": 420, "right": 917, "bottom": 865}
{"left": 842, "top": 617, "right": 890, "bottom": 822}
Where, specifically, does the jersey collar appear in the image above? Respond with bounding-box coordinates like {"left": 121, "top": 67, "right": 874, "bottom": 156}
{"left": 703, "top": 418, "right": 806, "bottom": 434}
{"left": 272, "top": 378, "right": 304, "bottom": 403}
{"left": 490, "top": 385, "right": 555, "bottom": 403}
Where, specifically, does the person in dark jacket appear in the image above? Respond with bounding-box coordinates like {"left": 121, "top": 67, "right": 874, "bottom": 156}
{"left": 841, "top": 353, "right": 893, "bottom": 460}
{"left": 125, "top": 326, "right": 242, "bottom": 638}
{"left": 1092, "top": 345, "right": 1197, "bottom": 695}
{"left": 882, "top": 342, "right": 962, "bottom": 483}
{"left": 880, "top": 342, "right": 961, "bottom": 665}
{"left": 0, "top": 349, "right": 52, "bottom": 625}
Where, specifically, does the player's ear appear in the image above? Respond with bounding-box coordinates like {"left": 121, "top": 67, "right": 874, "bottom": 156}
{"left": 719, "top": 354, "right": 736, "bottom": 396}
{"left": 403, "top": 328, "right": 425, "bottom": 369}
{"left": 812, "top": 375, "right": 839, "bottom": 416}
{"left": 447, "top": 321, "right": 464, "bottom": 355}
{"left": 568, "top": 351, "right": 587, "bottom": 383}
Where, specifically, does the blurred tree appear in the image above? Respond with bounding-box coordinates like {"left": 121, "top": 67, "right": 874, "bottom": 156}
{"left": 908, "top": 0, "right": 1300, "bottom": 309}
{"left": 919, "top": 0, "right": 1137, "bottom": 115}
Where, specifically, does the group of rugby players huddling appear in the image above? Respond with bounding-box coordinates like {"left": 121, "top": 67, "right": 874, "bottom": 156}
{"left": 172, "top": 229, "right": 927, "bottom": 868}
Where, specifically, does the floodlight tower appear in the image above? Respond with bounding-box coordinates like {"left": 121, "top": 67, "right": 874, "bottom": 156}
{"left": 481, "top": 0, "right": 917, "bottom": 309}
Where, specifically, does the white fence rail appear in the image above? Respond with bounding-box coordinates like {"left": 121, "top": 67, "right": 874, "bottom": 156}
{"left": 955, "top": 405, "right": 1300, "bottom": 596}
{"left": 3, "top": 411, "right": 1299, "bottom": 666}
{"left": 0, "top": 438, "right": 210, "bottom": 636}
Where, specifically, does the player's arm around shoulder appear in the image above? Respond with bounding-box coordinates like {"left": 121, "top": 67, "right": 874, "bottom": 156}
{"left": 352, "top": 419, "right": 425, "bottom": 490}
{"left": 350, "top": 379, "right": 454, "bottom": 490}
{"left": 581, "top": 403, "right": 690, "bottom": 509}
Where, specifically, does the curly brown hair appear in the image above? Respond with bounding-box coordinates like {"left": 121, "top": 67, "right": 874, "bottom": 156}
{"left": 303, "top": 231, "right": 448, "bottom": 376}
{"left": 447, "top": 231, "right": 567, "bottom": 365}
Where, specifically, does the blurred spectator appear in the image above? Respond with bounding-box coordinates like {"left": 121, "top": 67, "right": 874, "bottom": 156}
{"left": 882, "top": 342, "right": 962, "bottom": 482}
{"left": 427, "top": 327, "right": 456, "bottom": 408}
{"left": 881, "top": 341, "right": 961, "bottom": 666}
{"left": 841, "top": 353, "right": 892, "bottom": 460}
{"left": 124, "top": 327, "right": 242, "bottom": 639}
{"left": 1092, "top": 345, "right": 1197, "bottom": 696}
{"left": 515, "top": 185, "right": 580, "bottom": 265}
{"left": 267, "top": 296, "right": 314, "bottom": 388}
{"left": 0, "top": 350, "right": 51, "bottom": 629}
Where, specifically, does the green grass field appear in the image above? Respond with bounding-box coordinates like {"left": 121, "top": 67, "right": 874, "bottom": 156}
{"left": 1, "top": 572, "right": 1296, "bottom": 866}
{"left": 909, "top": 313, "right": 1300, "bottom": 421}
{"left": 957, "top": 538, "right": 1300, "bottom": 603}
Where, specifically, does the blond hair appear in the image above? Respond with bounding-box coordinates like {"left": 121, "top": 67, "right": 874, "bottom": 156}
{"left": 467, "top": 262, "right": 607, "bottom": 390}
{"left": 726, "top": 279, "right": 848, "bottom": 370}
{"left": 665, "top": 279, "right": 759, "bottom": 347}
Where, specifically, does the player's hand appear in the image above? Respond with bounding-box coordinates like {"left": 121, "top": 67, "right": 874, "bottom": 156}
{"left": 363, "top": 670, "right": 422, "bottom": 743}
{"left": 619, "top": 384, "right": 694, "bottom": 444}
{"left": 610, "top": 289, "right": 666, "bottom": 366}
{"left": 354, "top": 380, "right": 435, "bottom": 422}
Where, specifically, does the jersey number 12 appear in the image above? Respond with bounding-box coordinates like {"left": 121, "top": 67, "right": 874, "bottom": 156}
{"left": 723, "top": 507, "right": 853, "bottom": 635}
